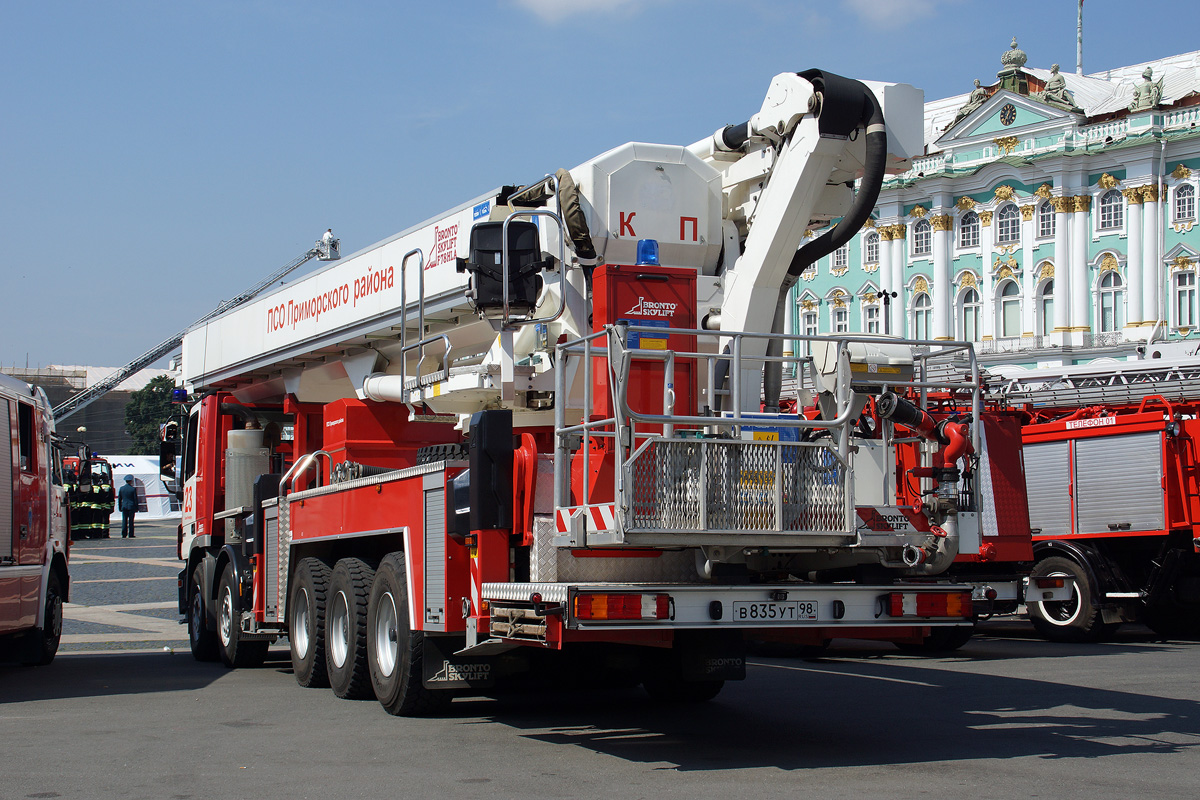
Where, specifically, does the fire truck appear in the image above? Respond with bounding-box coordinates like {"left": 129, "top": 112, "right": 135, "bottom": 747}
{"left": 997, "top": 359, "right": 1200, "bottom": 641}
{"left": 1, "top": 372, "right": 69, "bottom": 665}
{"left": 173, "top": 70, "right": 1050, "bottom": 713}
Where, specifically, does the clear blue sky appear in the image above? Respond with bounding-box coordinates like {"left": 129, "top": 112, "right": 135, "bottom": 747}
{"left": 2, "top": 0, "right": 1194, "bottom": 368}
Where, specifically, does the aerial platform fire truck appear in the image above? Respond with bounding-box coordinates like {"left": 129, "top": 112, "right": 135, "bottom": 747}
{"left": 172, "top": 70, "right": 1055, "bottom": 713}
{"left": 998, "top": 359, "right": 1200, "bottom": 641}
{"left": 1, "top": 372, "right": 69, "bottom": 665}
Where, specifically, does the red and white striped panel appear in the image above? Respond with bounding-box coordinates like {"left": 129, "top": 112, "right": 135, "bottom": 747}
{"left": 555, "top": 504, "right": 617, "bottom": 534}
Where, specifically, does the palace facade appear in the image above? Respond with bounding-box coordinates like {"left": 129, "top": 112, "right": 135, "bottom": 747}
{"left": 790, "top": 40, "right": 1200, "bottom": 366}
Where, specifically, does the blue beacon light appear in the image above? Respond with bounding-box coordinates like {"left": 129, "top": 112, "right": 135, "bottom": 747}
{"left": 635, "top": 239, "right": 660, "bottom": 266}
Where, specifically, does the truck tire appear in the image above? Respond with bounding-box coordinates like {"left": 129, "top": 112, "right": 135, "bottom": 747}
{"left": 1028, "top": 556, "right": 1117, "bottom": 642}
{"left": 188, "top": 566, "right": 219, "bottom": 662}
{"left": 1141, "top": 605, "right": 1200, "bottom": 640}
{"left": 326, "top": 558, "right": 376, "bottom": 699}
{"left": 642, "top": 675, "right": 724, "bottom": 703}
{"left": 367, "top": 553, "right": 452, "bottom": 716}
{"left": 895, "top": 624, "right": 975, "bottom": 655}
{"left": 290, "top": 557, "right": 332, "bottom": 687}
{"left": 23, "top": 571, "right": 64, "bottom": 666}
{"left": 217, "top": 564, "right": 269, "bottom": 668}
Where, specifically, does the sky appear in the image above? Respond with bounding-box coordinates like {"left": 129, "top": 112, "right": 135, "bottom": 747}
{"left": 3, "top": 0, "right": 1196, "bottom": 370}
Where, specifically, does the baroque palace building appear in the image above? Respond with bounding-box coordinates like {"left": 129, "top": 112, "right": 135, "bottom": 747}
{"left": 790, "top": 39, "right": 1200, "bottom": 367}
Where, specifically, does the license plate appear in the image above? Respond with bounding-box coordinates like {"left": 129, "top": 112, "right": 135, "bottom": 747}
{"left": 731, "top": 600, "right": 817, "bottom": 622}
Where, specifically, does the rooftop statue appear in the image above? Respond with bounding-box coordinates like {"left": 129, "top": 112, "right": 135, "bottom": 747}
{"left": 1129, "top": 67, "right": 1165, "bottom": 112}
{"left": 1036, "top": 64, "right": 1081, "bottom": 112}
{"left": 952, "top": 79, "right": 989, "bottom": 126}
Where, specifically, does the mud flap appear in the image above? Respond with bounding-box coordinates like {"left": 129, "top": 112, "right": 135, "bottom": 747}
{"left": 422, "top": 636, "right": 497, "bottom": 690}
{"left": 678, "top": 631, "right": 747, "bottom": 682}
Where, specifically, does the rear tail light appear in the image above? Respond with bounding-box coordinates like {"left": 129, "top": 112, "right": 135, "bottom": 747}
{"left": 887, "top": 591, "right": 972, "bottom": 619}
{"left": 1033, "top": 576, "right": 1065, "bottom": 590}
{"left": 573, "top": 593, "right": 671, "bottom": 621}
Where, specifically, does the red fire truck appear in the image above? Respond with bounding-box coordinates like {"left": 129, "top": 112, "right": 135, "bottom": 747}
{"left": 1, "top": 372, "right": 69, "bottom": 665}
{"left": 173, "top": 70, "right": 1052, "bottom": 713}
{"left": 1000, "top": 359, "right": 1200, "bottom": 641}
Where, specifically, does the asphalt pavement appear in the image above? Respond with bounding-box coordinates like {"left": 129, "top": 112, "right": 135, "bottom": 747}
{"left": 2, "top": 518, "right": 1198, "bottom": 799}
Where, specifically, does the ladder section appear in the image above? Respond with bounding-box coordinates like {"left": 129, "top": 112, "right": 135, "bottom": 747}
{"left": 995, "top": 359, "right": 1200, "bottom": 410}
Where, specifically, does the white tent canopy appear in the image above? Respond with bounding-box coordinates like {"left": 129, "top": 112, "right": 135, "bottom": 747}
{"left": 102, "top": 455, "right": 181, "bottom": 521}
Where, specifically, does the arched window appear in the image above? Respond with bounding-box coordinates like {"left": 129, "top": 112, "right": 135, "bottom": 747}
{"left": 912, "top": 219, "right": 932, "bottom": 256}
{"left": 833, "top": 244, "right": 849, "bottom": 270}
{"left": 998, "top": 280, "right": 1021, "bottom": 338}
{"left": 959, "top": 211, "right": 979, "bottom": 248}
{"left": 1098, "top": 271, "right": 1124, "bottom": 331}
{"left": 911, "top": 292, "right": 932, "bottom": 339}
{"left": 1176, "top": 184, "right": 1196, "bottom": 222}
{"left": 996, "top": 203, "right": 1020, "bottom": 244}
{"left": 1038, "top": 200, "right": 1055, "bottom": 238}
{"left": 957, "top": 287, "right": 980, "bottom": 341}
{"left": 1038, "top": 279, "right": 1055, "bottom": 336}
{"left": 863, "top": 232, "right": 880, "bottom": 264}
{"left": 1098, "top": 189, "right": 1124, "bottom": 230}
{"left": 1174, "top": 270, "right": 1196, "bottom": 329}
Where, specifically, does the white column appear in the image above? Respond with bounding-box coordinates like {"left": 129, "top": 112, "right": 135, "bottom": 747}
{"left": 1053, "top": 198, "right": 1071, "bottom": 332}
{"left": 1020, "top": 204, "right": 1036, "bottom": 336}
{"left": 980, "top": 210, "right": 996, "bottom": 340}
{"left": 1124, "top": 188, "right": 1144, "bottom": 329}
{"left": 878, "top": 226, "right": 894, "bottom": 333}
{"left": 892, "top": 226, "right": 907, "bottom": 335}
{"left": 932, "top": 214, "right": 952, "bottom": 339}
{"left": 1071, "top": 196, "right": 1091, "bottom": 333}
{"left": 1142, "top": 184, "right": 1161, "bottom": 325}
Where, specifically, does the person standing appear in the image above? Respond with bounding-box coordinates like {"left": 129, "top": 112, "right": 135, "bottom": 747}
{"left": 117, "top": 475, "right": 139, "bottom": 538}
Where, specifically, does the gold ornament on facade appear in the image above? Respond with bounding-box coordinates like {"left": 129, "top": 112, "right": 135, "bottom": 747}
{"left": 831, "top": 293, "right": 847, "bottom": 308}
{"left": 878, "top": 226, "right": 894, "bottom": 241}
{"left": 1172, "top": 254, "right": 1195, "bottom": 271}
{"left": 1050, "top": 196, "right": 1072, "bottom": 213}
{"left": 863, "top": 262, "right": 879, "bottom": 273}
{"left": 1034, "top": 183, "right": 1053, "bottom": 199}
{"left": 997, "top": 243, "right": 1017, "bottom": 256}
{"left": 801, "top": 299, "right": 815, "bottom": 311}
{"left": 801, "top": 268, "right": 818, "bottom": 282}
{"left": 959, "top": 272, "right": 978, "bottom": 289}
{"left": 862, "top": 217, "right": 876, "bottom": 229}
{"left": 993, "top": 254, "right": 1018, "bottom": 274}
{"left": 864, "top": 292, "right": 878, "bottom": 304}
{"left": 889, "top": 223, "right": 906, "bottom": 239}
{"left": 1172, "top": 164, "right": 1193, "bottom": 180}
{"left": 956, "top": 196, "right": 977, "bottom": 212}
{"left": 1020, "top": 204, "right": 1035, "bottom": 221}
{"left": 931, "top": 214, "right": 953, "bottom": 232}
{"left": 993, "top": 184, "right": 1016, "bottom": 201}
{"left": 993, "top": 137, "right": 1019, "bottom": 156}
{"left": 1039, "top": 262, "right": 1054, "bottom": 280}
{"left": 1140, "top": 184, "right": 1159, "bottom": 203}
{"left": 909, "top": 205, "right": 928, "bottom": 218}
{"left": 978, "top": 210, "right": 994, "bottom": 226}
{"left": 1122, "top": 187, "right": 1144, "bottom": 205}
{"left": 913, "top": 277, "right": 929, "bottom": 294}
{"left": 1073, "top": 195, "right": 1092, "bottom": 212}
{"left": 997, "top": 266, "right": 1014, "bottom": 279}
{"left": 1097, "top": 173, "right": 1121, "bottom": 190}
{"left": 1100, "top": 253, "right": 1119, "bottom": 273}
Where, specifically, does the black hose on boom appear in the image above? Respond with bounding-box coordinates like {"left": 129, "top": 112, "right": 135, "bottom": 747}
{"left": 762, "top": 70, "right": 890, "bottom": 412}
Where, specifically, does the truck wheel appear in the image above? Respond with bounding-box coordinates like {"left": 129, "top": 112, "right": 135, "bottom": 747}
{"left": 367, "top": 553, "right": 451, "bottom": 716}
{"left": 1141, "top": 606, "right": 1200, "bottom": 640}
{"left": 326, "top": 558, "right": 376, "bottom": 699}
{"left": 895, "top": 623, "right": 975, "bottom": 655}
{"left": 1028, "top": 556, "right": 1117, "bottom": 642}
{"left": 217, "top": 564, "right": 269, "bottom": 668}
{"left": 290, "top": 557, "right": 332, "bottom": 687}
{"left": 188, "top": 566, "right": 219, "bottom": 662}
{"left": 23, "top": 571, "right": 64, "bottom": 666}
{"left": 643, "top": 675, "right": 724, "bottom": 703}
